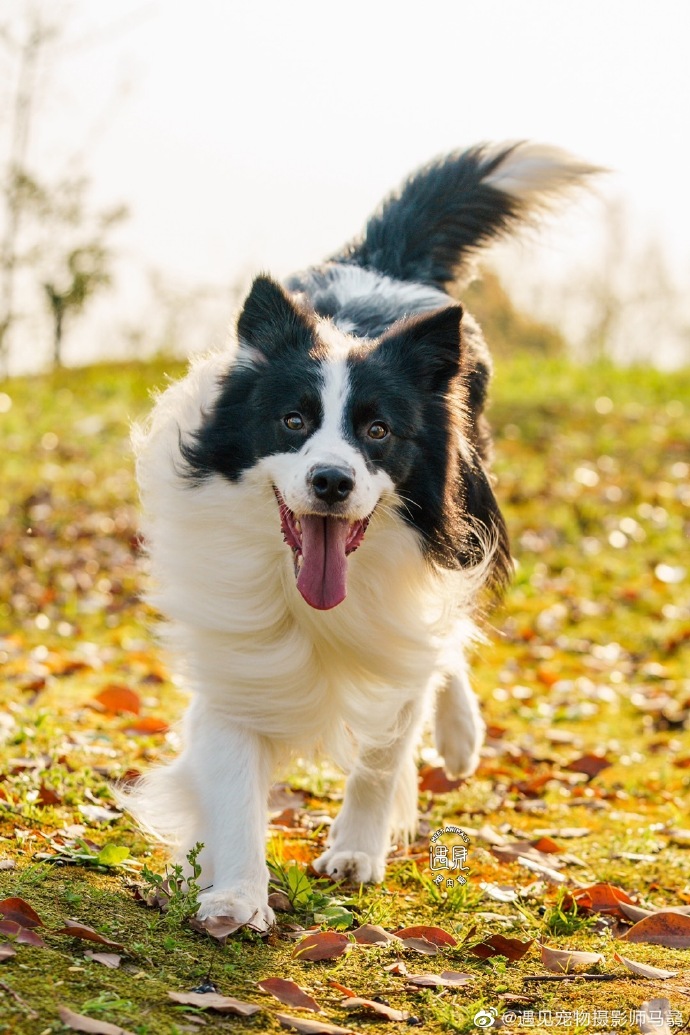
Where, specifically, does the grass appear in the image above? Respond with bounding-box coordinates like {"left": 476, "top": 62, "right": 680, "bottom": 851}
{"left": 0, "top": 354, "right": 689, "bottom": 1033}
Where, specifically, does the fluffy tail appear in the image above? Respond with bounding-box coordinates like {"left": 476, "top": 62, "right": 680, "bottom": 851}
{"left": 332, "top": 142, "right": 601, "bottom": 288}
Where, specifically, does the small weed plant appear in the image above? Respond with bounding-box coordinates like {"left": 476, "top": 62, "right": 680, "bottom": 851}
{"left": 141, "top": 842, "right": 205, "bottom": 926}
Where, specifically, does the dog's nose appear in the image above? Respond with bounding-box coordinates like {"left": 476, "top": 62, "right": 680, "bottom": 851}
{"left": 310, "top": 466, "right": 355, "bottom": 505}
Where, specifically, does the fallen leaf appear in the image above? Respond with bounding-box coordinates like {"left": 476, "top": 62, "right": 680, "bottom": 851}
{"left": 564, "top": 754, "right": 612, "bottom": 779}
{"left": 79, "top": 804, "right": 123, "bottom": 824}
{"left": 400, "top": 937, "right": 439, "bottom": 955}
{"left": 0, "top": 896, "right": 44, "bottom": 928}
{"left": 276, "top": 1014, "right": 354, "bottom": 1034}
{"left": 471, "top": 935, "right": 533, "bottom": 961}
{"left": 267, "top": 891, "right": 293, "bottom": 913}
{"left": 55, "top": 920, "right": 124, "bottom": 949}
{"left": 293, "top": 930, "right": 350, "bottom": 961}
{"left": 36, "top": 783, "right": 62, "bottom": 806}
{"left": 621, "top": 911, "right": 690, "bottom": 948}
{"left": 394, "top": 925, "right": 457, "bottom": 946}
{"left": 189, "top": 914, "right": 253, "bottom": 940}
{"left": 405, "top": 971, "right": 474, "bottom": 987}
{"left": 0, "top": 919, "right": 47, "bottom": 947}
{"left": 638, "top": 997, "right": 673, "bottom": 1035}
{"left": 341, "top": 997, "right": 409, "bottom": 1021}
{"left": 531, "top": 836, "right": 563, "bottom": 854}
{"left": 383, "top": 961, "right": 408, "bottom": 976}
{"left": 565, "top": 883, "right": 637, "bottom": 917}
{"left": 351, "top": 924, "right": 400, "bottom": 945}
{"left": 540, "top": 944, "right": 604, "bottom": 973}
{"left": 84, "top": 951, "right": 122, "bottom": 969}
{"left": 328, "top": 979, "right": 357, "bottom": 997}
{"left": 0, "top": 943, "right": 17, "bottom": 961}
{"left": 418, "top": 765, "right": 463, "bottom": 793}
{"left": 93, "top": 684, "right": 141, "bottom": 715}
{"left": 167, "top": 991, "right": 261, "bottom": 1015}
{"left": 122, "top": 715, "right": 169, "bottom": 734}
{"left": 258, "top": 978, "right": 321, "bottom": 1012}
{"left": 479, "top": 882, "right": 519, "bottom": 903}
{"left": 268, "top": 784, "right": 307, "bottom": 810}
{"left": 57, "top": 1006, "right": 136, "bottom": 1035}
{"left": 613, "top": 952, "right": 677, "bottom": 979}
{"left": 619, "top": 902, "right": 657, "bottom": 923}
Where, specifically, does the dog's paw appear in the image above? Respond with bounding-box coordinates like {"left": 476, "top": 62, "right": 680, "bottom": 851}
{"left": 312, "top": 848, "right": 386, "bottom": 884}
{"left": 435, "top": 714, "right": 485, "bottom": 778}
{"left": 196, "top": 889, "right": 275, "bottom": 932}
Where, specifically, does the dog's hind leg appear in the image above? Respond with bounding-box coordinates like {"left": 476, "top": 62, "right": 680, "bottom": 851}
{"left": 313, "top": 701, "right": 421, "bottom": 883}
{"left": 434, "top": 660, "right": 485, "bottom": 778}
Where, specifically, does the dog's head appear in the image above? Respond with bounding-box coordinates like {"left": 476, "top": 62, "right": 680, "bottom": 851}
{"left": 181, "top": 275, "right": 508, "bottom": 610}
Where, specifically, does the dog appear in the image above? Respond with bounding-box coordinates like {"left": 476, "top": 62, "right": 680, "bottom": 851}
{"left": 124, "top": 142, "right": 597, "bottom": 930}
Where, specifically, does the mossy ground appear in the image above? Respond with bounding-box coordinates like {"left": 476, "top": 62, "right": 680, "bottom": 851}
{"left": 1, "top": 356, "right": 689, "bottom": 1034}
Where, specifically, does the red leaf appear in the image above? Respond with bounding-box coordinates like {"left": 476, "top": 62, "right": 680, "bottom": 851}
{"left": 564, "top": 754, "right": 612, "bottom": 779}
{"left": 418, "top": 765, "right": 463, "bottom": 794}
{"left": 258, "top": 978, "right": 321, "bottom": 1012}
{"left": 292, "top": 930, "right": 350, "bottom": 961}
{"left": 565, "top": 883, "right": 637, "bottom": 917}
{"left": 328, "top": 979, "right": 357, "bottom": 997}
{"left": 122, "top": 715, "right": 169, "bottom": 734}
{"left": 471, "top": 935, "right": 533, "bottom": 961}
{"left": 0, "top": 920, "right": 46, "bottom": 947}
{"left": 0, "top": 897, "right": 44, "bottom": 928}
{"left": 351, "top": 923, "right": 400, "bottom": 945}
{"left": 93, "top": 685, "right": 141, "bottom": 715}
{"left": 395, "top": 925, "right": 457, "bottom": 946}
{"left": 36, "top": 783, "right": 62, "bottom": 806}
{"left": 55, "top": 920, "right": 124, "bottom": 949}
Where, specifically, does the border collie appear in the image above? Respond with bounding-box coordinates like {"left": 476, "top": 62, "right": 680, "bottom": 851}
{"left": 125, "top": 142, "right": 597, "bottom": 930}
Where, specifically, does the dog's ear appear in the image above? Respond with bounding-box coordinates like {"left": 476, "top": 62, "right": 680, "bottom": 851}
{"left": 379, "top": 305, "right": 463, "bottom": 389}
{"left": 237, "top": 275, "right": 314, "bottom": 360}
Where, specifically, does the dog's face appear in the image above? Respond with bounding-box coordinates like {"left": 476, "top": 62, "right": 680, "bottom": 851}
{"left": 181, "top": 275, "right": 468, "bottom": 610}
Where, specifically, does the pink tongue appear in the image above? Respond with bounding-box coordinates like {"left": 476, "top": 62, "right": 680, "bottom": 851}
{"left": 296, "top": 515, "right": 350, "bottom": 610}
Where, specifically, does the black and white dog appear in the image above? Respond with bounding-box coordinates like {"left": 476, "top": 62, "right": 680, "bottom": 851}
{"left": 126, "top": 142, "right": 596, "bottom": 929}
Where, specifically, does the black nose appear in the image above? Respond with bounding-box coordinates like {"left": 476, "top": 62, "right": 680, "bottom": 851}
{"left": 310, "top": 465, "right": 354, "bottom": 505}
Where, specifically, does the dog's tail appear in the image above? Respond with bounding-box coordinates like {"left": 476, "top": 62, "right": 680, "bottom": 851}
{"left": 332, "top": 142, "right": 601, "bottom": 289}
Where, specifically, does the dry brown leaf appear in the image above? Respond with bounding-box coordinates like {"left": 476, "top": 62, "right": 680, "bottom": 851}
{"left": 471, "top": 935, "right": 533, "bottom": 962}
{"left": 36, "top": 783, "right": 62, "bottom": 806}
{"left": 400, "top": 937, "right": 439, "bottom": 955}
{"left": 418, "top": 765, "right": 463, "bottom": 794}
{"left": 531, "top": 836, "right": 563, "bottom": 854}
{"left": 57, "top": 1006, "right": 136, "bottom": 1035}
{"left": 613, "top": 952, "right": 678, "bottom": 980}
{"left": 395, "top": 925, "right": 456, "bottom": 946}
{"left": 565, "top": 883, "right": 637, "bottom": 917}
{"left": 619, "top": 902, "right": 656, "bottom": 923}
{"left": 276, "top": 1013, "right": 354, "bottom": 1035}
{"left": 621, "top": 911, "right": 690, "bottom": 948}
{"left": 383, "top": 960, "right": 408, "bottom": 976}
{"left": 84, "top": 951, "right": 122, "bottom": 969}
{"left": 638, "top": 997, "right": 673, "bottom": 1035}
{"left": 267, "top": 891, "right": 293, "bottom": 913}
{"left": 93, "top": 685, "right": 141, "bottom": 715}
{"left": 0, "top": 896, "right": 44, "bottom": 928}
{"left": 405, "top": 971, "right": 474, "bottom": 987}
{"left": 55, "top": 920, "right": 124, "bottom": 949}
{"left": 341, "top": 997, "right": 409, "bottom": 1021}
{"left": 351, "top": 924, "right": 400, "bottom": 945}
{"left": 167, "top": 991, "right": 261, "bottom": 1015}
{"left": 0, "top": 943, "right": 17, "bottom": 961}
{"left": 0, "top": 919, "right": 46, "bottom": 947}
{"left": 540, "top": 944, "right": 604, "bottom": 973}
{"left": 258, "top": 978, "right": 321, "bottom": 1012}
{"left": 564, "top": 754, "right": 612, "bottom": 778}
{"left": 292, "top": 930, "right": 350, "bottom": 961}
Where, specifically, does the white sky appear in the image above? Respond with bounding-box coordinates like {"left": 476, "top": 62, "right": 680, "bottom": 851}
{"left": 4, "top": 0, "right": 690, "bottom": 368}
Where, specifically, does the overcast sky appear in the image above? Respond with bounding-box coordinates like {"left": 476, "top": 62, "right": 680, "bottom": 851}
{"left": 3, "top": 0, "right": 690, "bottom": 369}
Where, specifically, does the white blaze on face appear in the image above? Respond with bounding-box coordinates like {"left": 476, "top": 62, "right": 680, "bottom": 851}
{"left": 260, "top": 319, "right": 394, "bottom": 610}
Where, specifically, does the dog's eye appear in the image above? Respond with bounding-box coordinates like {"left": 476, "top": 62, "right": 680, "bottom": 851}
{"left": 367, "top": 421, "right": 389, "bottom": 441}
{"left": 283, "top": 412, "right": 305, "bottom": 431}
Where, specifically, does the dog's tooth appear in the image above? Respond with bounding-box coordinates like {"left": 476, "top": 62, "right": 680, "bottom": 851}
{"left": 295, "top": 520, "right": 302, "bottom": 534}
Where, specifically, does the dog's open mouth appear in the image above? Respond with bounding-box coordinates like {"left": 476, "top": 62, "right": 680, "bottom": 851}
{"left": 274, "top": 489, "right": 369, "bottom": 610}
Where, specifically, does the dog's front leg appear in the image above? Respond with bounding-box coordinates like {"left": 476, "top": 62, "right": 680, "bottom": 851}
{"left": 313, "top": 702, "right": 420, "bottom": 884}
{"left": 185, "top": 699, "right": 275, "bottom": 930}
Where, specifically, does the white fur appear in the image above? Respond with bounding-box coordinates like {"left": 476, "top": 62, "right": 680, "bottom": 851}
{"left": 483, "top": 142, "right": 602, "bottom": 212}
{"left": 122, "top": 340, "right": 488, "bottom": 928}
